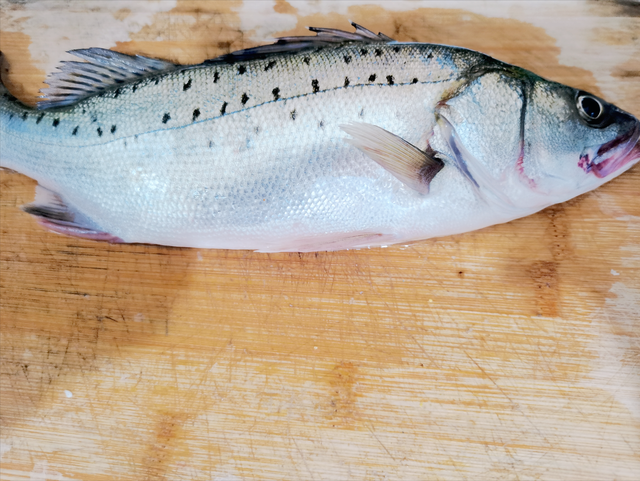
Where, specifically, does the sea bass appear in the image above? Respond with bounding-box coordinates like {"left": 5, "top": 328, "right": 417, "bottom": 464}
{"left": 1, "top": 23, "right": 638, "bottom": 252}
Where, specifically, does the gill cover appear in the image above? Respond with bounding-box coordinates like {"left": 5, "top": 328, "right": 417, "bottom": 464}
{"left": 435, "top": 71, "right": 547, "bottom": 214}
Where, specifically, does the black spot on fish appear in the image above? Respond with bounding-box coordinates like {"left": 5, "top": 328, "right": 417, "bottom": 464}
{"left": 290, "top": 110, "right": 297, "bottom": 121}
{"left": 393, "top": 46, "right": 400, "bottom": 53}
{"left": 344, "top": 77, "right": 350, "bottom": 87}
{"left": 52, "top": 118, "right": 60, "bottom": 127}
{"left": 192, "top": 108, "right": 200, "bottom": 121}
{"left": 214, "top": 71, "right": 220, "bottom": 83}
{"left": 155, "top": 78, "right": 160, "bottom": 85}
{"left": 427, "top": 52, "right": 433, "bottom": 60}
{"left": 412, "top": 78, "right": 418, "bottom": 84}
{"left": 110, "top": 125, "right": 116, "bottom": 134}
{"left": 375, "top": 49, "right": 382, "bottom": 57}
{"left": 21, "top": 112, "right": 28, "bottom": 121}
{"left": 81, "top": 108, "right": 86, "bottom": 114}
{"left": 9, "top": 113, "right": 13, "bottom": 119}
{"left": 238, "top": 65, "right": 246, "bottom": 75}
{"left": 72, "top": 126, "right": 78, "bottom": 136}
{"left": 209, "top": 140, "right": 214, "bottom": 148}
{"left": 183, "top": 78, "right": 192, "bottom": 91}
{"left": 360, "top": 48, "right": 368, "bottom": 55}
{"left": 359, "top": 108, "right": 364, "bottom": 117}
{"left": 387, "top": 75, "right": 394, "bottom": 85}
{"left": 343, "top": 55, "right": 352, "bottom": 64}
{"left": 303, "top": 57, "right": 310, "bottom": 65}
{"left": 265, "top": 60, "right": 276, "bottom": 71}
{"left": 114, "top": 88, "right": 121, "bottom": 98}
{"left": 92, "top": 116, "right": 97, "bottom": 123}
{"left": 162, "top": 113, "right": 171, "bottom": 124}
{"left": 36, "top": 113, "right": 44, "bottom": 124}
{"left": 132, "top": 84, "right": 137, "bottom": 93}
{"left": 220, "top": 102, "right": 228, "bottom": 115}
{"left": 319, "top": 120, "right": 324, "bottom": 128}
{"left": 368, "top": 74, "right": 376, "bottom": 82}
{"left": 241, "top": 93, "right": 249, "bottom": 105}
{"left": 272, "top": 87, "right": 280, "bottom": 100}
{"left": 311, "top": 79, "right": 319, "bottom": 93}
{"left": 255, "top": 126, "right": 260, "bottom": 134}
{"left": 97, "top": 127, "right": 103, "bottom": 137}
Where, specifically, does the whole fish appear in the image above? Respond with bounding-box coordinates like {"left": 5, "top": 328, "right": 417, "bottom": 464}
{"left": 1, "top": 23, "right": 638, "bottom": 252}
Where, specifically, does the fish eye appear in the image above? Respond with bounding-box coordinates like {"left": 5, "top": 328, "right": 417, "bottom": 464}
{"left": 577, "top": 93, "right": 603, "bottom": 121}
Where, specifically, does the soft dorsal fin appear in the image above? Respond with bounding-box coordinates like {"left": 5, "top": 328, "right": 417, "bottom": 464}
{"left": 206, "top": 21, "right": 395, "bottom": 64}
{"left": 341, "top": 123, "right": 444, "bottom": 195}
{"left": 37, "top": 22, "right": 394, "bottom": 109}
{"left": 38, "top": 48, "right": 178, "bottom": 110}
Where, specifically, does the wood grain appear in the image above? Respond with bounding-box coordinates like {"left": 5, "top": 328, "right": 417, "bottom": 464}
{"left": 1, "top": 1, "right": 639, "bottom": 480}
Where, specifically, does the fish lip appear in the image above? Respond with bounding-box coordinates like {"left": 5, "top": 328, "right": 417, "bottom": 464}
{"left": 579, "top": 123, "right": 640, "bottom": 179}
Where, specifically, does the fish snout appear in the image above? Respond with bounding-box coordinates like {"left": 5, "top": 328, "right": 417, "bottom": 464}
{"left": 579, "top": 121, "right": 640, "bottom": 179}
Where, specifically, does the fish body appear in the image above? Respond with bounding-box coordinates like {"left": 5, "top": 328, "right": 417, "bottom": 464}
{"left": 1, "top": 24, "right": 638, "bottom": 251}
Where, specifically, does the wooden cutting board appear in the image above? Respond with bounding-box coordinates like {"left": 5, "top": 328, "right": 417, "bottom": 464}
{"left": 1, "top": 1, "right": 639, "bottom": 479}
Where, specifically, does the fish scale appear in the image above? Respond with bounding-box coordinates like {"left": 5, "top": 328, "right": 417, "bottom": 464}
{"left": 5, "top": 43, "right": 466, "bottom": 148}
{"left": 1, "top": 23, "right": 638, "bottom": 251}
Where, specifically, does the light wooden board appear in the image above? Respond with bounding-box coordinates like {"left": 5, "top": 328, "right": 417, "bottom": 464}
{"left": 1, "top": 1, "right": 639, "bottom": 479}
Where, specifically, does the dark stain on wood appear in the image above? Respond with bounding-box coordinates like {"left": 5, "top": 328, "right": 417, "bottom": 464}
{"left": 527, "top": 260, "right": 559, "bottom": 317}
{"left": 326, "top": 361, "right": 359, "bottom": 428}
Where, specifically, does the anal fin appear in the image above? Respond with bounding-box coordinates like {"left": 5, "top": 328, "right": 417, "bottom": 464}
{"left": 22, "top": 185, "right": 123, "bottom": 243}
{"left": 256, "top": 231, "right": 397, "bottom": 253}
{"left": 341, "top": 122, "right": 444, "bottom": 194}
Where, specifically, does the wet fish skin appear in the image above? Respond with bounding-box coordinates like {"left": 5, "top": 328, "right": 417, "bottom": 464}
{"left": 0, "top": 24, "right": 638, "bottom": 251}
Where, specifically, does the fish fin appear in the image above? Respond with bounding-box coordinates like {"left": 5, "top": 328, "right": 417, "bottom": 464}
{"left": 256, "top": 231, "right": 398, "bottom": 253}
{"left": 205, "top": 21, "right": 394, "bottom": 64}
{"left": 38, "top": 48, "right": 178, "bottom": 110}
{"left": 22, "top": 185, "right": 123, "bottom": 242}
{"left": 307, "top": 21, "right": 394, "bottom": 42}
{"left": 0, "top": 51, "right": 8, "bottom": 92}
{"left": 341, "top": 122, "right": 444, "bottom": 194}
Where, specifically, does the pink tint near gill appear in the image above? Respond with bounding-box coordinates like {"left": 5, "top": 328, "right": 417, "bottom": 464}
{"left": 516, "top": 143, "right": 537, "bottom": 189}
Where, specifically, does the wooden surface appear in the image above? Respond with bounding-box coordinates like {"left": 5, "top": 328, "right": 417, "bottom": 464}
{"left": 1, "top": 1, "right": 639, "bottom": 479}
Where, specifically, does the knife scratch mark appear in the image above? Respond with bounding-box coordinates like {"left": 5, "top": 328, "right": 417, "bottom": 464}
{"left": 367, "top": 422, "right": 396, "bottom": 462}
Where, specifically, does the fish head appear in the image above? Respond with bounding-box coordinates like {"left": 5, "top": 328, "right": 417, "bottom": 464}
{"left": 521, "top": 80, "right": 639, "bottom": 200}
{"left": 435, "top": 70, "right": 639, "bottom": 210}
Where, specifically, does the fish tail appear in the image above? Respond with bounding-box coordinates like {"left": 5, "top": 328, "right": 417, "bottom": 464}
{"left": 0, "top": 51, "right": 7, "bottom": 92}
{"left": 0, "top": 51, "right": 40, "bottom": 171}
{"left": 0, "top": 51, "right": 17, "bottom": 100}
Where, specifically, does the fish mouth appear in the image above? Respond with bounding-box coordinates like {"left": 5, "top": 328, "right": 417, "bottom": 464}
{"left": 579, "top": 123, "right": 640, "bottom": 179}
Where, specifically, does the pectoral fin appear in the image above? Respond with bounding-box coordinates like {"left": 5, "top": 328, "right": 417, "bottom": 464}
{"left": 341, "top": 122, "right": 444, "bottom": 194}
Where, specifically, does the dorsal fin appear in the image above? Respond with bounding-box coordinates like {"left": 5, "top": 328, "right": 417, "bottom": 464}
{"left": 205, "top": 21, "right": 395, "bottom": 65}
{"left": 37, "top": 22, "right": 394, "bottom": 109}
{"left": 308, "top": 22, "right": 394, "bottom": 42}
{"left": 38, "top": 48, "right": 177, "bottom": 110}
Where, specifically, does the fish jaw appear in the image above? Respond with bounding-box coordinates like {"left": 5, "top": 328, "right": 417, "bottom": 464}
{"left": 579, "top": 122, "right": 640, "bottom": 179}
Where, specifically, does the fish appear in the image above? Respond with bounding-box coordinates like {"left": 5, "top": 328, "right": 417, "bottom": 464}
{"left": 0, "top": 22, "right": 638, "bottom": 252}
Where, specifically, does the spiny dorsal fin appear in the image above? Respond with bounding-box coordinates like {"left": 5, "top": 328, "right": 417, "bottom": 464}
{"left": 38, "top": 48, "right": 177, "bottom": 110}
{"left": 207, "top": 21, "right": 395, "bottom": 64}
{"left": 341, "top": 123, "right": 444, "bottom": 195}
{"left": 307, "top": 21, "right": 394, "bottom": 42}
